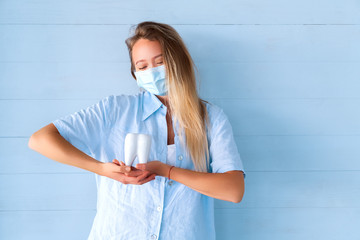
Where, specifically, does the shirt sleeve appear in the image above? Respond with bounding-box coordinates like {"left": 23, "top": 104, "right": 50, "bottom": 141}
{"left": 51, "top": 95, "right": 114, "bottom": 157}
{"left": 208, "top": 106, "right": 246, "bottom": 179}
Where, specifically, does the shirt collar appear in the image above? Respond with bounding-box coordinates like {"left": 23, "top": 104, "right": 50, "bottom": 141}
{"left": 141, "top": 90, "right": 164, "bottom": 121}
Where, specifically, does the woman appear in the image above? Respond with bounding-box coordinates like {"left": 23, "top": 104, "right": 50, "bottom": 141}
{"left": 28, "top": 21, "right": 246, "bottom": 240}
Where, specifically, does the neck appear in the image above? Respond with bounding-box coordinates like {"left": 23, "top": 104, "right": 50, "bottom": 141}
{"left": 155, "top": 95, "right": 169, "bottom": 107}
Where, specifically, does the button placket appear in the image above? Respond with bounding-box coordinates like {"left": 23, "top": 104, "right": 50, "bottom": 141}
{"left": 157, "top": 205, "right": 162, "bottom": 212}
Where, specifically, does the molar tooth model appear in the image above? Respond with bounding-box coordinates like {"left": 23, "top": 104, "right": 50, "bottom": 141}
{"left": 124, "top": 133, "right": 152, "bottom": 166}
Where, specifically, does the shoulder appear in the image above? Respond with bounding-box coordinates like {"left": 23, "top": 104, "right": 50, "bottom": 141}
{"left": 104, "top": 91, "right": 143, "bottom": 108}
{"left": 203, "top": 100, "right": 226, "bottom": 123}
{"left": 202, "top": 100, "right": 229, "bottom": 134}
{"left": 97, "top": 92, "right": 144, "bottom": 126}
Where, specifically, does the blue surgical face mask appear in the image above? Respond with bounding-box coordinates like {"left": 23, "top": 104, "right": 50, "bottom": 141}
{"left": 134, "top": 64, "right": 168, "bottom": 96}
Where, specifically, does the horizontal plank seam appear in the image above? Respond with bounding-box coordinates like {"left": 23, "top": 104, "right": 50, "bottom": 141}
{"left": 3, "top": 134, "right": 360, "bottom": 138}
{"left": 0, "top": 23, "right": 360, "bottom": 26}
{"left": 2, "top": 206, "right": 360, "bottom": 212}
{"left": 1, "top": 170, "right": 360, "bottom": 175}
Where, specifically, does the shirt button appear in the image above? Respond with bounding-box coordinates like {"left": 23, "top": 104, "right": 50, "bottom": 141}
{"left": 157, "top": 206, "right": 162, "bottom": 212}
{"left": 178, "top": 155, "right": 183, "bottom": 160}
{"left": 151, "top": 234, "right": 157, "bottom": 239}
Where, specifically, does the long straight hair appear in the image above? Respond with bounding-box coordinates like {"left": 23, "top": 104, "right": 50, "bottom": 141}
{"left": 125, "top": 21, "right": 210, "bottom": 172}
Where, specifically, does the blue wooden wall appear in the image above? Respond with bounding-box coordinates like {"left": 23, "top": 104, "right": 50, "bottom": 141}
{"left": 1, "top": 1, "right": 359, "bottom": 239}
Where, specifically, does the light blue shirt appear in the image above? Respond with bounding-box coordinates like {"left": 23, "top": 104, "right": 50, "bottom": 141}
{"left": 52, "top": 90, "right": 246, "bottom": 240}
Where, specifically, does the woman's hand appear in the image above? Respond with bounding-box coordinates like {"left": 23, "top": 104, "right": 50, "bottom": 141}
{"left": 136, "top": 160, "right": 171, "bottom": 177}
{"left": 99, "top": 159, "right": 156, "bottom": 185}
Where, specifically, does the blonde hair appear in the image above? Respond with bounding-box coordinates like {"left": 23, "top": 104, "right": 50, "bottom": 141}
{"left": 125, "top": 21, "right": 210, "bottom": 172}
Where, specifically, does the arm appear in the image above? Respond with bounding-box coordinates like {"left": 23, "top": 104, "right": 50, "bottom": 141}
{"left": 166, "top": 166, "right": 245, "bottom": 203}
{"left": 136, "top": 162, "right": 245, "bottom": 203}
{"left": 28, "top": 123, "right": 104, "bottom": 174}
{"left": 28, "top": 123, "right": 156, "bottom": 184}
{"left": 135, "top": 106, "right": 246, "bottom": 203}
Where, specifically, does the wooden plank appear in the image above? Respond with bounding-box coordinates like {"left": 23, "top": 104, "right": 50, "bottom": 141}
{"left": 0, "top": 207, "right": 358, "bottom": 240}
{"left": 216, "top": 98, "right": 360, "bottom": 136}
{"left": 215, "top": 208, "right": 360, "bottom": 240}
{"left": 1, "top": 62, "right": 359, "bottom": 99}
{"left": 0, "top": 138, "right": 91, "bottom": 174}
{"left": 1, "top": 98, "right": 359, "bottom": 137}
{"left": 0, "top": 210, "right": 96, "bottom": 240}
{"left": 197, "top": 62, "right": 360, "bottom": 99}
{"left": 0, "top": 173, "right": 97, "bottom": 211}
{"left": 1, "top": 136, "right": 360, "bottom": 174}
{"left": 0, "top": 98, "right": 103, "bottom": 137}
{"left": 215, "top": 171, "right": 360, "bottom": 209}
{"left": 0, "top": 62, "right": 139, "bottom": 99}
{"left": 1, "top": 172, "right": 359, "bottom": 210}
{"left": 0, "top": 25, "right": 359, "bottom": 62}
{"left": 234, "top": 135, "right": 360, "bottom": 171}
{"left": 0, "top": 0, "right": 358, "bottom": 24}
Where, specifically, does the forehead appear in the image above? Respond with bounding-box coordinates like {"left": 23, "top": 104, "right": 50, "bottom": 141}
{"left": 132, "top": 39, "right": 163, "bottom": 63}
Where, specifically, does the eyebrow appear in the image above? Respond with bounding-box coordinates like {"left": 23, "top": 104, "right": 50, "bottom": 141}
{"left": 135, "top": 54, "right": 163, "bottom": 65}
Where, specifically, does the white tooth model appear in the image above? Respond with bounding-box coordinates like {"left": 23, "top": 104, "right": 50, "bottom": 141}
{"left": 124, "top": 133, "right": 152, "bottom": 166}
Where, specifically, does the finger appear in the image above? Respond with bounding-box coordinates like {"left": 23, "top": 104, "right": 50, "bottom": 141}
{"left": 125, "top": 172, "right": 155, "bottom": 185}
{"left": 126, "top": 171, "right": 144, "bottom": 178}
{"left": 124, "top": 171, "right": 133, "bottom": 176}
{"left": 136, "top": 171, "right": 153, "bottom": 182}
{"left": 123, "top": 173, "right": 146, "bottom": 184}
{"left": 138, "top": 173, "right": 156, "bottom": 185}
{"left": 136, "top": 164, "right": 146, "bottom": 170}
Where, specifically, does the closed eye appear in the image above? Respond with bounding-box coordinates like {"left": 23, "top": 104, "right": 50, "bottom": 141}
{"left": 139, "top": 62, "right": 163, "bottom": 70}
